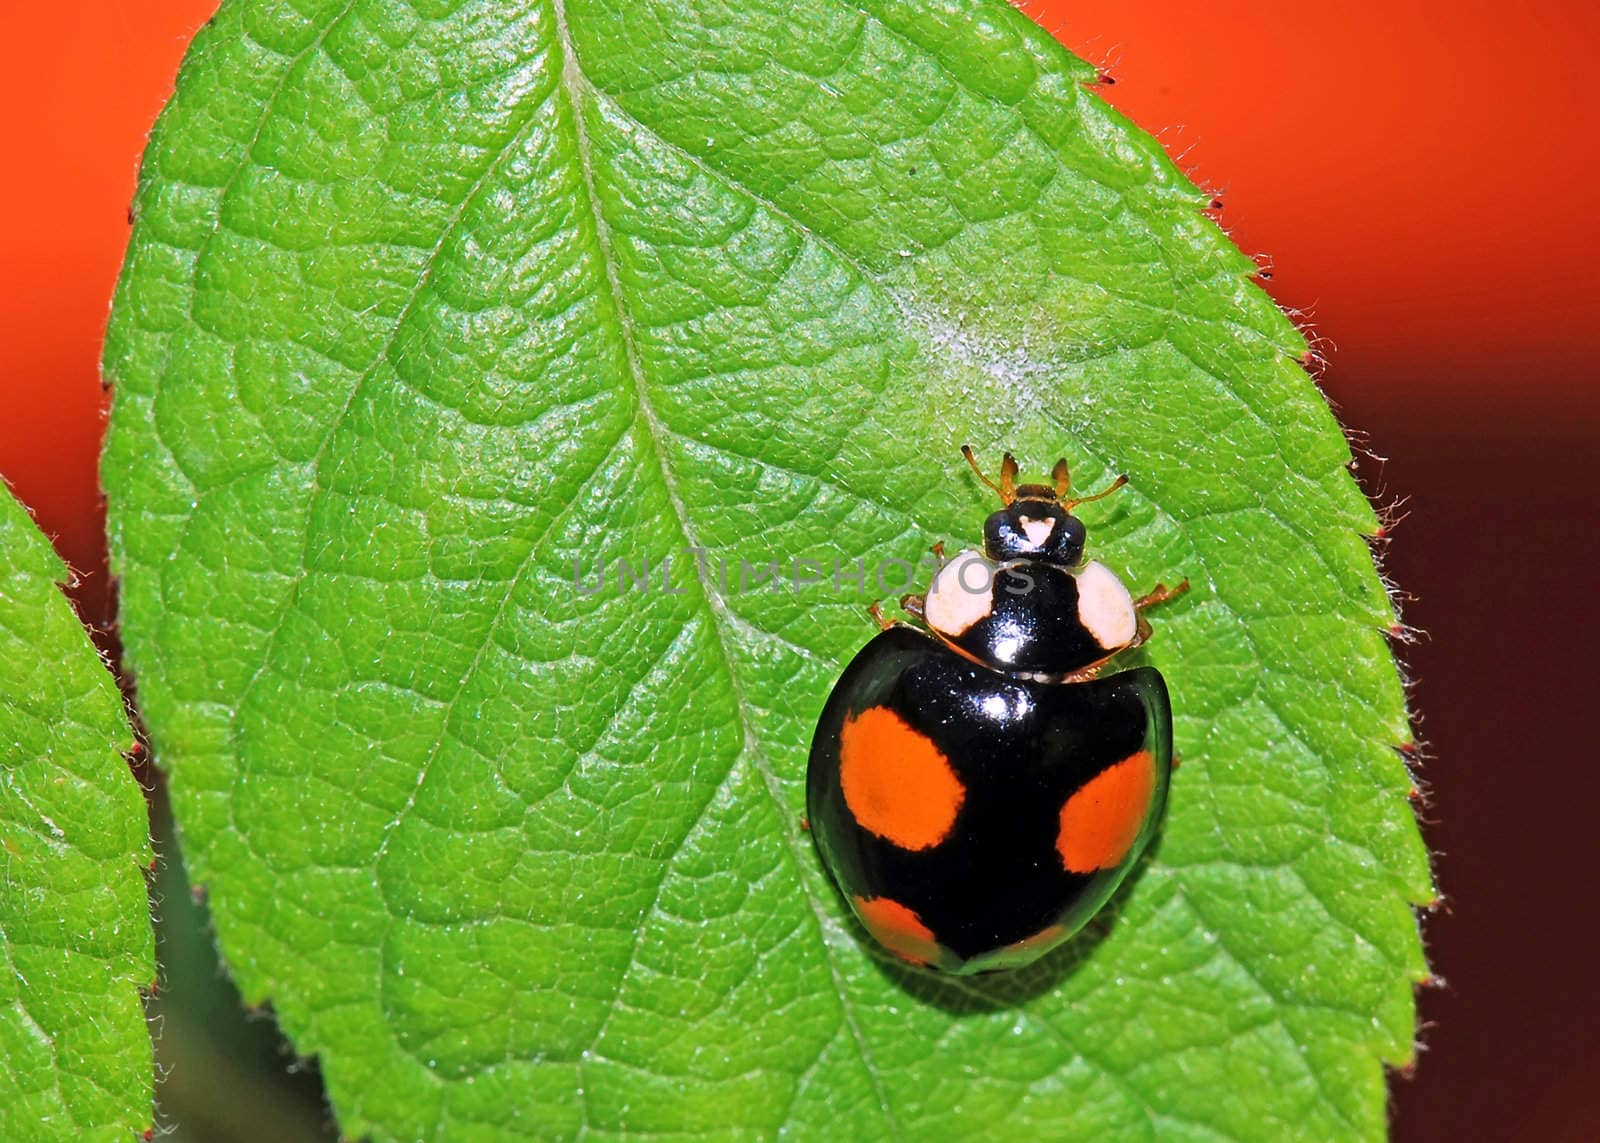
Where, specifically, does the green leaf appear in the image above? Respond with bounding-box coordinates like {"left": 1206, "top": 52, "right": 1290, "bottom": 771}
{"left": 103, "top": 0, "right": 1432, "bottom": 1137}
{"left": 0, "top": 483, "right": 154, "bottom": 1137}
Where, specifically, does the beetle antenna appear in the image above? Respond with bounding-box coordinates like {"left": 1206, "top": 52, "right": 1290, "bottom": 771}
{"left": 960, "top": 445, "right": 1016, "bottom": 505}
{"left": 1063, "top": 474, "right": 1128, "bottom": 510}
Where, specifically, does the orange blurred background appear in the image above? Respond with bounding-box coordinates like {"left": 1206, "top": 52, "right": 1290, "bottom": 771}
{"left": 2, "top": 2, "right": 1596, "bottom": 1139}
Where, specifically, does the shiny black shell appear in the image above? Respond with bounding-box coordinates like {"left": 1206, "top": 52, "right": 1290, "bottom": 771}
{"left": 806, "top": 626, "right": 1172, "bottom": 974}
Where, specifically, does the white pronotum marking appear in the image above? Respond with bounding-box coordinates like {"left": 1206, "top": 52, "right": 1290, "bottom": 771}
{"left": 925, "top": 549, "right": 995, "bottom": 636}
{"left": 1074, "top": 561, "right": 1137, "bottom": 650}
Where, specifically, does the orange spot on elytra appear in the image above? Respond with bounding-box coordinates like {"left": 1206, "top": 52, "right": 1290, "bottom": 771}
{"left": 839, "top": 706, "right": 964, "bottom": 850}
{"left": 854, "top": 895, "right": 941, "bottom": 966}
{"left": 1057, "top": 750, "right": 1157, "bottom": 873}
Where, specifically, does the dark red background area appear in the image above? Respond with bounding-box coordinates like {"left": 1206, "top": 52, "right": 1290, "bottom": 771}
{"left": 3, "top": 3, "right": 1597, "bottom": 1139}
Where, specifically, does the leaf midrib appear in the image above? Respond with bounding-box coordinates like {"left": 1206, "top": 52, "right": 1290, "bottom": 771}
{"left": 548, "top": 2, "right": 905, "bottom": 1134}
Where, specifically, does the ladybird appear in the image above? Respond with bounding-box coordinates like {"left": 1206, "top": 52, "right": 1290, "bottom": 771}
{"left": 806, "top": 448, "right": 1187, "bottom": 974}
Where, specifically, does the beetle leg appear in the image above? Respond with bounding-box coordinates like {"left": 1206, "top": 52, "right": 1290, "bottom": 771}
{"left": 1134, "top": 578, "right": 1190, "bottom": 611}
{"left": 899, "top": 592, "right": 927, "bottom": 621}
{"left": 867, "top": 601, "right": 895, "bottom": 631}
{"left": 1053, "top": 662, "right": 1104, "bottom": 684}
